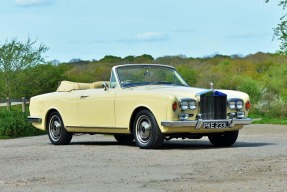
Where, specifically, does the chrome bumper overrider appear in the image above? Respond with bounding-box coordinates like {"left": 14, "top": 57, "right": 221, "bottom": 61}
{"left": 161, "top": 118, "right": 252, "bottom": 129}
{"left": 27, "top": 116, "right": 42, "bottom": 123}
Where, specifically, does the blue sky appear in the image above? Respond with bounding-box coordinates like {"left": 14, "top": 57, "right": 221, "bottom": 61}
{"left": 0, "top": 0, "right": 284, "bottom": 62}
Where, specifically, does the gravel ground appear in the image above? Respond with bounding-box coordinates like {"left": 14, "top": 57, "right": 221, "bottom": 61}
{"left": 0, "top": 124, "right": 286, "bottom": 192}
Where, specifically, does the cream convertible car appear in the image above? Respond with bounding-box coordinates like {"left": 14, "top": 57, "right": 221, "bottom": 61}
{"left": 28, "top": 64, "right": 252, "bottom": 149}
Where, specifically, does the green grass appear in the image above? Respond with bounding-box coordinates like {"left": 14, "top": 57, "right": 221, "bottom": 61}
{"left": 252, "top": 118, "right": 287, "bottom": 125}
{"left": 0, "top": 135, "right": 11, "bottom": 139}
{"left": 249, "top": 113, "right": 287, "bottom": 125}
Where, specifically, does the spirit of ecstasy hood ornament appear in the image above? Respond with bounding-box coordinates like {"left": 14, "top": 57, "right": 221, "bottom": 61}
{"left": 210, "top": 82, "right": 214, "bottom": 92}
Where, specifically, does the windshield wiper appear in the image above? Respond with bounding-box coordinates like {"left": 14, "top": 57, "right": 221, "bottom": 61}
{"left": 149, "top": 81, "right": 173, "bottom": 86}
{"left": 172, "top": 83, "right": 189, "bottom": 87}
{"left": 149, "top": 82, "right": 189, "bottom": 87}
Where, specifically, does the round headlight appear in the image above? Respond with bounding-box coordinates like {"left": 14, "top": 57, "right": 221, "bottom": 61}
{"left": 189, "top": 101, "right": 196, "bottom": 110}
{"left": 229, "top": 101, "right": 236, "bottom": 110}
{"left": 180, "top": 101, "right": 188, "bottom": 111}
{"left": 236, "top": 100, "right": 243, "bottom": 109}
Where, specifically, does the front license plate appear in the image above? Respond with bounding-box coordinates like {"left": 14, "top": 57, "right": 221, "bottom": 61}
{"left": 203, "top": 122, "right": 228, "bottom": 129}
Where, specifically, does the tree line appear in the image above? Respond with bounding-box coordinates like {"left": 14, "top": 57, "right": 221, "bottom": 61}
{"left": 1, "top": 37, "right": 287, "bottom": 119}
{"left": 64, "top": 52, "right": 287, "bottom": 117}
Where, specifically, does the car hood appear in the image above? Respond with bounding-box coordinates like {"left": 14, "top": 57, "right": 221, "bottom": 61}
{"left": 132, "top": 85, "right": 249, "bottom": 100}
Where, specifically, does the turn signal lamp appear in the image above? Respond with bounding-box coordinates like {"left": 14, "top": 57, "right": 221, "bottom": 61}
{"left": 245, "top": 101, "right": 251, "bottom": 110}
{"left": 172, "top": 101, "right": 177, "bottom": 111}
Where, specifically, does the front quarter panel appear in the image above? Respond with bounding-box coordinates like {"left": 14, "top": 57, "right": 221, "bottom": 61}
{"left": 29, "top": 92, "right": 79, "bottom": 131}
{"left": 29, "top": 97, "right": 46, "bottom": 131}
{"left": 115, "top": 89, "right": 175, "bottom": 132}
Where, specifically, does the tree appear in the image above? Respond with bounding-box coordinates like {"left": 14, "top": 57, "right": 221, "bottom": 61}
{"left": 99, "top": 55, "right": 122, "bottom": 63}
{"left": 0, "top": 37, "right": 48, "bottom": 98}
{"left": 123, "top": 55, "right": 135, "bottom": 63}
{"left": 266, "top": 0, "right": 287, "bottom": 54}
{"left": 176, "top": 66, "right": 197, "bottom": 86}
{"left": 134, "top": 54, "right": 154, "bottom": 63}
{"left": 17, "top": 64, "right": 71, "bottom": 98}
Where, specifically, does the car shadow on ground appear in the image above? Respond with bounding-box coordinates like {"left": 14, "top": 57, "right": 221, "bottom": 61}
{"left": 234, "top": 141, "right": 276, "bottom": 148}
{"left": 68, "top": 139, "right": 275, "bottom": 150}
{"left": 162, "top": 140, "right": 275, "bottom": 150}
{"left": 69, "top": 140, "right": 126, "bottom": 146}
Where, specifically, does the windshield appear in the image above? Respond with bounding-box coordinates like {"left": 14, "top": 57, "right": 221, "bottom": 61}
{"left": 116, "top": 65, "right": 189, "bottom": 88}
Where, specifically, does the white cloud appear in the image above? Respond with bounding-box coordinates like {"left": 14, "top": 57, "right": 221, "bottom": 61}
{"left": 135, "top": 32, "right": 169, "bottom": 42}
{"left": 15, "top": 0, "right": 54, "bottom": 7}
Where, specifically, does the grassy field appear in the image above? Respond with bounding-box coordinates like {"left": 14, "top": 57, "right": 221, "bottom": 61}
{"left": 252, "top": 118, "right": 287, "bottom": 125}
{"left": 244, "top": 113, "right": 287, "bottom": 125}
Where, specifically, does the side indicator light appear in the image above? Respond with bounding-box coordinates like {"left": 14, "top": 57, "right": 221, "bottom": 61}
{"left": 172, "top": 101, "right": 177, "bottom": 111}
{"left": 245, "top": 101, "right": 251, "bottom": 110}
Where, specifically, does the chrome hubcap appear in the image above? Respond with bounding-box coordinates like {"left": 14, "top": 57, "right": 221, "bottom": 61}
{"left": 136, "top": 115, "right": 152, "bottom": 144}
{"left": 49, "top": 115, "right": 62, "bottom": 141}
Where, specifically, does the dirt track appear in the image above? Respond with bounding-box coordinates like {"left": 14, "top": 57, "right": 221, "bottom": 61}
{"left": 0, "top": 124, "right": 287, "bottom": 192}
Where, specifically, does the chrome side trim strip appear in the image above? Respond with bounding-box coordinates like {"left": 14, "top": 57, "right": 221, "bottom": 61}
{"left": 65, "top": 126, "right": 127, "bottom": 130}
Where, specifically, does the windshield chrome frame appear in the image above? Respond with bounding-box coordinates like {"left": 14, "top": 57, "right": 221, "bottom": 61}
{"left": 112, "top": 64, "right": 189, "bottom": 89}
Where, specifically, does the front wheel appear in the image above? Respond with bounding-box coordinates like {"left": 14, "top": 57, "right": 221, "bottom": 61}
{"left": 208, "top": 130, "right": 239, "bottom": 147}
{"left": 133, "top": 109, "right": 164, "bottom": 149}
{"left": 48, "top": 111, "right": 73, "bottom": 145}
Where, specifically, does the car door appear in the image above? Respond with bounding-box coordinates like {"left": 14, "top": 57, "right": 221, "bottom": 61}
{"left": 77, "top": 89, "right": 116, "bottom": 128}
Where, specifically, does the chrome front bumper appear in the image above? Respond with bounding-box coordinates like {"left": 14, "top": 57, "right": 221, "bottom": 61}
{"left": 27, "top": 116, "right": 42, "bottom": 123}
{"left": 161, "top": 118, "right": 252, "bottom": 129}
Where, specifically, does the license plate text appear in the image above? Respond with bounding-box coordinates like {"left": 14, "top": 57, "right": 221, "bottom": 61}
{"left": 203, "top": 122, "right": 228, "bottom": 129}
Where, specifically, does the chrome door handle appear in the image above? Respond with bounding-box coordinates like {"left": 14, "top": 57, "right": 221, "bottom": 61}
{"left": 80, "top": 96, "right": 89, "bottom": 99}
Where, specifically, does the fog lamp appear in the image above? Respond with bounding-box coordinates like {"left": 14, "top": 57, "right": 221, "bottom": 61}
{"left": 237, "top": 112, "right": 245, "bottom": 118}
{"left": 179, "top": 113, "right": 189, "bottom": 120}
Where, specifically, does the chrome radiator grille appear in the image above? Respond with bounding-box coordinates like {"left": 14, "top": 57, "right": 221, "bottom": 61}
{"left": 200, "top": 95, "right": 227, "bottom": 120}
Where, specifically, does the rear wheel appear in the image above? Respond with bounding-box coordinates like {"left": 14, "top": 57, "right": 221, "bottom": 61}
{"left": 114, "top": 134, "right": 134, "bottom": 144}
{"left": 208, "top": 130, "right": 239, "bottom": 147}
{"left": 48, "top": 111, "right": 73, "bottom": 145}
{"left": 133, "top": 109, "right": 164, "bottom": 149}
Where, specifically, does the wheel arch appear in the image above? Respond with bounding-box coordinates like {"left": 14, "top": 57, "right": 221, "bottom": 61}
{"left": 45, "top": 108, "right": 60, "bottom": 131}
{"left": 129, "top": 106, "right": 152, "bottom": 134}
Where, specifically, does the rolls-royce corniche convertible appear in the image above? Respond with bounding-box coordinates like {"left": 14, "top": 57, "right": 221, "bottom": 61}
{"left": 28, "top": 64, "right": 252, "bottom": 149}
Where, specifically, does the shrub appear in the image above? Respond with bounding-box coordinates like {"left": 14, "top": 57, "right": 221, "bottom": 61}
{"left": 176, "top": 66, "right": 197, "bottom": 86}
{"left": 237, "top": 77, "right": 262, "bottom": 103}
{"left": 268, "top": 99, "right": 287, "bottom": 118}
{"left": 0, "top": 109, "right": 44, "bottom": 138}
{"left": 253, "top": 89, "right": 287, "bottom": 118}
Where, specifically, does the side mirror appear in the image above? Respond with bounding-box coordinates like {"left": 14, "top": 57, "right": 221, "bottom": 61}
{"left": 102, "top": 82, "right": 109, "bottom": 91}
